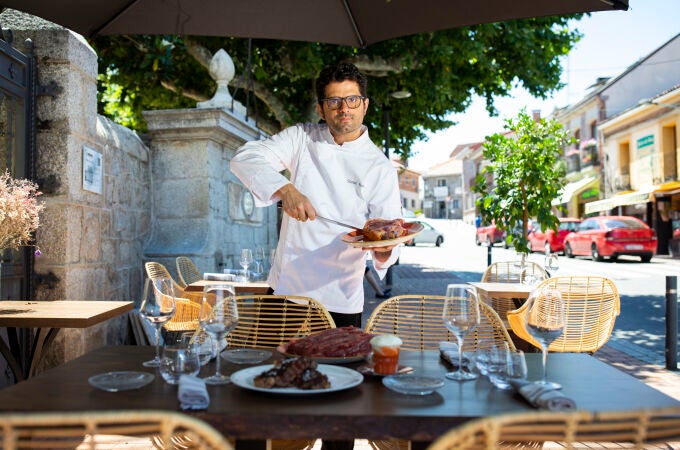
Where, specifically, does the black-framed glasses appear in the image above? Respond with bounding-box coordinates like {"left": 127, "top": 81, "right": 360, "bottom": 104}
{"left": 321, "top": 95, "right": 366, "bottom": 110}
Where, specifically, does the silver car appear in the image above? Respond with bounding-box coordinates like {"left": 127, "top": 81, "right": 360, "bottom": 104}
{"left": 404, "top": 219, "right": 444, "bottom": 247}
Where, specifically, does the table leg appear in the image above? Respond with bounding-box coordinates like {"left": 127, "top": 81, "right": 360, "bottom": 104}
{"left": 29, "top": 327, "right": 58, "bottom": 378}
{"left": 0, "top": 331, "right": 24, "bottom": 382}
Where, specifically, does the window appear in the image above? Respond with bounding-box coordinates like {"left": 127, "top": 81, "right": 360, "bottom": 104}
{"left": 437, "top": 179, "right": 447, "bottom": 187}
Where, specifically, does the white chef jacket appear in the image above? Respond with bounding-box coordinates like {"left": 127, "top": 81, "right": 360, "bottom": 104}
{"left": 230, "top": 123, "right": 402, "bottom": 314}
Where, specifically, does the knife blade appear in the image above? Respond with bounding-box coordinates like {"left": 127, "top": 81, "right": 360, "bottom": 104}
{"left": 316, "top": 215, "right": 362, "bottom": 232}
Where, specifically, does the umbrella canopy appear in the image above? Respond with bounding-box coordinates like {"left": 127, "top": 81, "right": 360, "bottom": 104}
{"left": 1, "top": 0, "right": 628, "bottom": 48}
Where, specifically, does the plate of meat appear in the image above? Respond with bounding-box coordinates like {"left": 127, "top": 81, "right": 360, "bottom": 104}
{"left": 277, "top": 326, "right": 373, "bottom": 364}
{"left": 230, "top": 357, "right": 364, "bottom": 395}
{"left": 342, "top": 219, "right": 423, "bottom": 249}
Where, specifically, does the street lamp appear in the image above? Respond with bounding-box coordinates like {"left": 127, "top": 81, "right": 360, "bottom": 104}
{"left": 382, "top": 88, "right": 412, "bottom": 159}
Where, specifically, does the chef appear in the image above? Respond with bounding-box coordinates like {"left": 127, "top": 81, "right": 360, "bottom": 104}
{"left": 230, "top": 61, "right": 402, "bottom": 329}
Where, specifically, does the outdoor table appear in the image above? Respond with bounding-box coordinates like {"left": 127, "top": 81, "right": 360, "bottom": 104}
{"left": 0, "top": 300, "right": 133, "bottom": 381}
{"left": 184, "top": 279, "right": 270, "bottom": 295}
{"left": 0, "top": 346, "right": 676, "bottom": 445}
{"left": 468, "top": 282, "right": 533, "bottom": 300}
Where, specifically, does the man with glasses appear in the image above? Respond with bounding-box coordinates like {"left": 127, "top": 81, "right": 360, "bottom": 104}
{"left": 231, "top": 62, "right": 401, "bottom": 331}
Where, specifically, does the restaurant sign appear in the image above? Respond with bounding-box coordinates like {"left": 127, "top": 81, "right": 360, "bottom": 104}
{"left": 636, "top": 135, "right": 654, "bottom": 158}
{"left": 580, "top": 187, "right": 599, "bottom": 200}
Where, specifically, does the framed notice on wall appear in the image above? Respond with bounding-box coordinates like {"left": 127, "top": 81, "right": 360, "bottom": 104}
{"left": 82, "top": 146, "right": 103, "bottom": 194}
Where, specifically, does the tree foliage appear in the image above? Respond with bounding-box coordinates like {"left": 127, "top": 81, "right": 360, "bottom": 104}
{"left": 91, "top": 15, "right": 583, "bottom": 159}
{"left": 473, "top": 109, "right": 575, "bottom": 253}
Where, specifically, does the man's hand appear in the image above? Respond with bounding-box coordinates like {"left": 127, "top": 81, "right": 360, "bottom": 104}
{"left": 276, "top": 183, "right": 316, "bottom": 221}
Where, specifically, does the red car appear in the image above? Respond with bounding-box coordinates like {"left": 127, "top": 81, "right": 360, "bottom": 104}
{"left": 564, "top": 215, "right": 657, "bottom": 263}
{"left": 528, "top": 218, "right": 581, "bottom": 254}
{"left": 475, "top": 221, "right": 508, "bottom": 248}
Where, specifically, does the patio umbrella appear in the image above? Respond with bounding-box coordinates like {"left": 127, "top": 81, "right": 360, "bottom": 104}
{"left": 1, "top": 0, "right": 628, "bottom": 48}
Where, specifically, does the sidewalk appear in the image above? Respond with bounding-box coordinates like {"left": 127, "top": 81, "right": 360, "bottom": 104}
{"left": 362, "top": 261, "right": 680, "bottom": 402}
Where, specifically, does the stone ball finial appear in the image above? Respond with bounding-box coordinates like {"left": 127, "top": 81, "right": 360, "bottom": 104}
{"left": 198, "top": 48, "right": 240, "bottom": 110}
{"left": 210, "top": 49, "right": 235, "bottom": 85}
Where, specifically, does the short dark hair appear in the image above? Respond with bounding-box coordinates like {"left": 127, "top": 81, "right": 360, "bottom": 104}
{"left": 315, "top": 62, "right": 368, "bottom": 103}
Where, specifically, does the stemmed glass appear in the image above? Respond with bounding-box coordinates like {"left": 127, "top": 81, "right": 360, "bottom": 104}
{"left": 253, "top": 247, "right": 266, "bottom": 278}
{"left": 200, "top": 283, "right": 239, "bottom": 385}
{"left": 545, "top": 252, "right": 559, "bottom": 277}
{"left": 240, "top": 248, "right": 254, "bottom": 282}
{"left": 442, "top": 284, "right": 481, "bottom": 381}
{"left": 524, "top": 286, "right": 565, "bottom": 389}
{"left": 140, "top": 277, "right": 177, "bottom": 367}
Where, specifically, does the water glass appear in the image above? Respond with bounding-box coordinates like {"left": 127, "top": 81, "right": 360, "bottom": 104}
{"left": 179, "top": 330, "right": 214, "bottom": 366}
{"left": 159, "top": 345, "right": 201, "bottom": 385}
{"left": 505, "top": 350, "right": 528, "bottom": 384}
{"left": 483, "top": 342, "right": 510, "bottom": 389}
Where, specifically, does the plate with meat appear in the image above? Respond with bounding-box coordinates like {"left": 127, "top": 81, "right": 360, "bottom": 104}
{"left": 342, "top": 219, "right": 423, "bottom": 249}
{"left": 230, "top": 357, "right": 364, "bottom": 395}
{"left": 276, "top": 326, "right": 373, "bottom": 364}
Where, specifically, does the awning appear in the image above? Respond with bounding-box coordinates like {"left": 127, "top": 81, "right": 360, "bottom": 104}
{"left": 585, "top": 188, "right": 654, "bottom": 214}
{"left": 654, "top": 181, "right": 680, "bottom": 197}
{"left": 552, "top": 177, "right": 597, "bottom": 206}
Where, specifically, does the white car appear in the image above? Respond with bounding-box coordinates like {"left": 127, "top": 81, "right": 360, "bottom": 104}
{"left": 404, "top": 219, "right": 444, "bottom": 247}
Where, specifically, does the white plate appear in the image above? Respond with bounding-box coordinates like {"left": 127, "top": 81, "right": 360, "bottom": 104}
{"left": 231, "top": 364, "right": 363, "bottom": 395}
{"left": 88, "top": 371, "right": 155, "bottom": 392}
{"left": 382, "top": 375, "right": 444, "bottom": 395}
{"left": 276, "top": 344, "right": 368, "bottom": 364}
{"left": 341, "top": 222, "right": 424, "bottom": 249}
{"left": 222, "top": 349, "right": 272, "bottom": 364}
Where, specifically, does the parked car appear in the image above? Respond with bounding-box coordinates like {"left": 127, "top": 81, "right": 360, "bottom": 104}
{"left": 563, "top": 215, "right": 657, "bottom": 263}
{"left": 475, "top": 221, "right": 508, "bottom": 248}
{"left": 405, "top": 219, "right": 444, "bottom": 247}
{"left": 528, "top": 218, "right": 581, "bottom": 254}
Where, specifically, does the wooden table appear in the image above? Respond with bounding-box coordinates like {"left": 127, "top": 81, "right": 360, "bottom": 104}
{"left": 184, "top": 279, "right": 270, "bottom": 295}
{"left": 0, "top": 346, "right": 676, "bottom": 444}
{"left": 0, "top": 300, "right": 133, "bottom": 381}
{"left": 469, "top": 282, "right": 533, "bottom": 300}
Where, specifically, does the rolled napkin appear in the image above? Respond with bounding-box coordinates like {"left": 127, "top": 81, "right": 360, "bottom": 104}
{"left": 178, "top": 374, "right": 210, "bottom": 410}
{"left": 510, "top": 379, "right": 577, "bottom": 411}
{"left": 439, "top": 341, "right": 473, "bottom": 370}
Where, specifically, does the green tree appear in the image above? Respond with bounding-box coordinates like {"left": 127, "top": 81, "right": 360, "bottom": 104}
{"left": 91, "top": 16, "right": 584, "bottom": 159}
{"left": 473, "top": 109, "right": 575, "bottom": 253}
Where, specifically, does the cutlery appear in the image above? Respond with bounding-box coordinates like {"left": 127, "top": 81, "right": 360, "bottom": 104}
{"left": 316, "top": 215, "right": 362, "bottom": 233}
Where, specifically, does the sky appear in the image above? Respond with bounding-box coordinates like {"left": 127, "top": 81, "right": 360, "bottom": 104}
{"left": 408, "top": 0, "right": 680, "bottom": 173}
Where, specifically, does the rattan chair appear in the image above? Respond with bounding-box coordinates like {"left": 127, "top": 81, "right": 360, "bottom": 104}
{"left": 365, "top": 294, "right": 516, "bottom": 352}
{"left": 427, "top": 407, "right": 680, "bottom": 450}
{"left": 480, "top": 261, "right": 550, "bottom": 325}
{"left": 228, "top": 295, "right": 336, "bottom": 348}
{"left": 365, "top": 294, "right": 516, "bottom": 450}
{"left": 0, "top": 409, "right": 232, "bottom": 450}
{"left": 507, "top": 275, "right": 620, "bottom": 353}
{"left": 145, "top": 261, "right": 202, "bottom": 334}
{"left": 176, "top": 256, "right": 203, "bottom": 288}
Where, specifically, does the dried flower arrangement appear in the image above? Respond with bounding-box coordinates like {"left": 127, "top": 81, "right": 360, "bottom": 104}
{"left": 0, "top": 170, "right": 45, "bottom": 253}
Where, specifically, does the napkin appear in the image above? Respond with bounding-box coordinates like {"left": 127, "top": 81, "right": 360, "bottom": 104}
{"left": 510, "top": 380, "right": 577, "bottom": 411}
{"left": 178, "top": 375, "right": 210, "bottom": 410}
{"left": 439, "top": 341, "right": 473, "bottom": 370}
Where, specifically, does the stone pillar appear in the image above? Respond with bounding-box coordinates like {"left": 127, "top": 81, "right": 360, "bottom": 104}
{"left": 143, "top": 49, "right": 278, "bottom": 278}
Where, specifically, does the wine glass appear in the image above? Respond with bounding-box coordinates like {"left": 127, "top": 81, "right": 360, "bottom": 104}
{"left": 240, "top": 248, "right": 254, "bottom": 282}
{"left": 200, "top": 283, "right": 239, "bottom": 385}
{"left": 545, "top": 252, "right": 559, "bottom": 277}
{"left": 140, "top": 277, "right": 177, "bottom": 367}
{"left": 254, "top": 246, "right": 266, "bottom": 278}
{"left": 525, "top": 286, "right": 565, "bottom": 389}
{"left": 442, "top": 284, "right": 481, "bottom": 381}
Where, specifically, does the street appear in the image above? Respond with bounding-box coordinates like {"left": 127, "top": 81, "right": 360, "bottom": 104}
{"left": 384, "top": 219, "right": 680, "bottom": 366}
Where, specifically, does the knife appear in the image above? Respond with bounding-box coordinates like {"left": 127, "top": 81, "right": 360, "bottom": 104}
{"left": 316, "top": 215, "right": 362, "bottom": 232}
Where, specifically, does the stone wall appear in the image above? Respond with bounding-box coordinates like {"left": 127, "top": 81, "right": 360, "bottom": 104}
{"left": 2, "top": 12, "right": 150, "bottom": 379}
{"left": 0, "top": 11, "right": 279, "bottom": 383}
